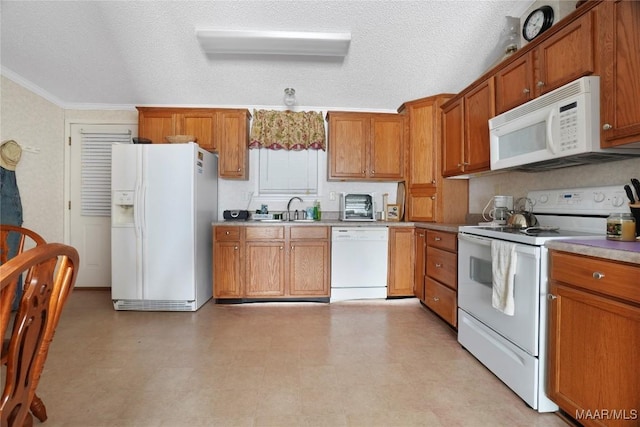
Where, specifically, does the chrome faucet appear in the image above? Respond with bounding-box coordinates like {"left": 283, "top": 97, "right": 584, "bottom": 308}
{"left": 287, "top": 197, "right": 303, "bottom": 221}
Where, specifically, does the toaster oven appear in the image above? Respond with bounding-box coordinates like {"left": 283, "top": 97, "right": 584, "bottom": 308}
{"left": 340, "top": 193, "right": 376, "bottom": 221}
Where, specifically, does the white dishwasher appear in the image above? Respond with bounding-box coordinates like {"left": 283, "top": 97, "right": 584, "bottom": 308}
{"left": 330, "top": 227, "right": 388, "bottom": 302}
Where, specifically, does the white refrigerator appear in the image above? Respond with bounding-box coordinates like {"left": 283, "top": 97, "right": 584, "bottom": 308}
{"left": 111, "top": 142, "right": 217, "bottom": 311}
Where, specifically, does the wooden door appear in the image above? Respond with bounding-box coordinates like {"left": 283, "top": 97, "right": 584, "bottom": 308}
{"left": 218, "top": 110, "right": 249, "bottom": 179}
{"left": 370, "top": 115, "right": 404, "bottom": 179}
{"left": 137, "top": 108, "right": 176, "bottom": 144}
{"left": 464, "top": 77, "right": 493, "bottom": 174}
{"left": 414, "top": 229, "right": 426, "bottom": 301}
{"left": 494, "top": 52, "right": 533, "bottom": 114}
{"left": 328, "top": 113, "right": 369, "bottom": 179}
{"left": 535, "top": 11, "right": 595, "bottom": 97}
{"left": 213, "top": 241, "right": 242, "bottom": 298}
{"left": 598, "top": 0, "right": 640, "bottom": 148}
{"left": 245, "top": 242, "right": 285, "bottom": 297}
{"left": 289, "top": 241, "right": 329, "bottom": 296}
{"left": 441, "top": 99, "right": 464, "bottom": 177}
{"left": 181, "top": 110, "right": 217, "bottom": 151}
{"left": 547, "top": 283, "right": 640, "bottom": 426}
{"left": 387, "top": 227, "right": 415, "bottom": 297}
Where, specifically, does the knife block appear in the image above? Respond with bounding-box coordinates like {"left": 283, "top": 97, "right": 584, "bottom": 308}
{"left": 630, "top": 203, "right": 640, "bottom": 238}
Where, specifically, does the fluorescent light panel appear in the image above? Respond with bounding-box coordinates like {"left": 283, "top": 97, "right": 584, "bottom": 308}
{"left": 195, "top": 29, "right": 351, "bottom": 56}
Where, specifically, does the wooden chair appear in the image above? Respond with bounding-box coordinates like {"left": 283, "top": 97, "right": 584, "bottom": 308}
{"left": 1, "top": 243, "right": 79, "bottom": 427}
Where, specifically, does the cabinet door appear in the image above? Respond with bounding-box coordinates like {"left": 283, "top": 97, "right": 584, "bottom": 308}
{"left": 245, "top": 242, "right": 285, "bottom": 296}
{"left": 414, "top": 229, "right": 426, "bottom": 301}
{"left": 387, "top": 227, "right": 415, "bottom": 297}
{"left": 218, "top": 110, "right": 249, "bottom": 179}
{"left": 495, "top": 52, "right": 534, "bottom": 114}
{"left": 407, "top": 99, "right": 438, "bottom": 187}
{"left": 535, "top": 11, "right": 595, "bottom": 97}
{"left": 289, "top": 241, "right": 329, "bottom": 297}
{"left": 138, "top": 108, "right": 177, "bottom": 144}
{"left": 407, "top": 189, "right": 436, "bottom": 222}
{"left": 370, "top": 115, "right": 405, "bottom": 179}
{"left": 213, "top": 241, "right": 242, "bottom": 298}
{"left": 441, "top": 99, "right": 464, "bottom": 177}
{"left": 547, "top": 283, "right": 640, "bottom": 425}
{"left": 328, "top": 114, "right": 369, "bottom": 179}
{"left": 464, "top": 77, "right": 493, "bottom": 174}
{"left": 181, "top": 111, "right": 217, "bottom": 151}
{"left": 598, "top": 0, "right": 640, "bottom": 148}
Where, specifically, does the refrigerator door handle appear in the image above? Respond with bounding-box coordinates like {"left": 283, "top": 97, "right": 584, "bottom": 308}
{"left": 134, "top": 180, "right": 142, "bottom": 238}
{"left": 140, "top": 182, "right": 147, "bottom": 237}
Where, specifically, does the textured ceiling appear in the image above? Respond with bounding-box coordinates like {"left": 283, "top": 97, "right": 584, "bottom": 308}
{"left": 0, "top": 0, "right": 534, "bottom": 110}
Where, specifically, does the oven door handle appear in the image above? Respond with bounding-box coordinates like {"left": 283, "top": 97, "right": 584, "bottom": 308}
{"left": 458, "top": 233, "right": 492, "bottom": 247}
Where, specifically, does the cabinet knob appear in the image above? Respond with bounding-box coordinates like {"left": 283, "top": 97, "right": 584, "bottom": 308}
{"left": 537, "top": 81, "right": 545, "bottom": 87}
{"left": 547, "top": 294, "right": 557, "bottom": 300}
{"left": 234, "top": 246, "right": 238, "bottom": 250}
{"left": 433, "top": 297, "right": 440, "bottom": 302}
{"left": 225, "top": 231, "right": 230, "bottom": 235}
{"left": 592, "top": 271, "right": 605, "bottom": 280}
{"left": 431, "top": 180, "right": 436, "bottom": 184}
{"left": 522, "top": 88, "right": 530, "bottom": 94}
{"left": 431, "top": 196, "right": 436, "bottom": 200}
{"left": 371, "top": 170, "right": 375, "bottom": 174}
{"left": 602, "top": 123, "right": 613, "bottom": 130}
{"left": 362, "top": 170, "right": 366, "bottom": 174}
{"left": 435, "top": 263, "right": 443, "bottom": 268}
{"left": 237, "top": 168, "right": 241, "bottom": 172}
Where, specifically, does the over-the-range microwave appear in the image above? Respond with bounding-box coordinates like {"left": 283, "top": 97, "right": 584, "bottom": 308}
{"left": 489, "top": 76, "right": 640, "bottom": 172}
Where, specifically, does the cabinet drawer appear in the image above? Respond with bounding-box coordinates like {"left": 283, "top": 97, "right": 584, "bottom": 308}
{"left": 245, "top": 226, "right": 285, "bottom": 240}
{"left": 215, "top": 226, "right": 241, "bottom": 241}
{"left": 290, "top": 226, "right": 329, "bottom": 240}
{"left": 550, "top": 251, "right": 640, "bottom": 304}
{"left": 425, "top": 277, "right": 457, "bottom": 326}
{"left": 426, "top": 230, "right": 457, "bottom": 252}
{"left": 426, "top": 246, "right": 457, "bottom": 290}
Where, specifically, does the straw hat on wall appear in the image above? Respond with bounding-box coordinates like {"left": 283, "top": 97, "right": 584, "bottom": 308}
{"left": 0, "top": 140, "right": 22, "bottom": 171}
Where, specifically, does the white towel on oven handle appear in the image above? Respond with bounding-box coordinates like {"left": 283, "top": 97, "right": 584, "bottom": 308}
{"left": 491, "top": 240, "right": 517, "bottom": 316}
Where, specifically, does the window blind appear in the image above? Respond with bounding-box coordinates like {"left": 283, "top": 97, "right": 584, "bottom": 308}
{"left": 80, "top": 130, "right": 131, "bottom": 216}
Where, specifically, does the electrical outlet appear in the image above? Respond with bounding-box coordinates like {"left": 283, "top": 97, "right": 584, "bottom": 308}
{"left": 329, "top": 191, "right": 336, "bottom": 201}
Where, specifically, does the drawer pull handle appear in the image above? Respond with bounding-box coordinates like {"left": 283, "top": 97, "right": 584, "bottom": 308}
{"left": 592, "top": 271, "right": 605, "bottom": 280}
{"left": 547, "top": 294, "right": 557, "bottom": 301}
{"left": 433, "top": 297, "right": 440, "bottom": 302}
{"left": 435, "top": 263, "right": 443, "bottom": 268}
{"left": 434, "top": 237, "right": 441, "bottom": 241}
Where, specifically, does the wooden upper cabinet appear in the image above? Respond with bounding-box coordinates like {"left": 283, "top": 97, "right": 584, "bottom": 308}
{"left": 137, "top": 107, "right": 250, "bottom": 179}
{"left": 327, "top": 111, "right": 404, "bottom": 181}
{"left": 495, "top": 52, "right": 534, "bottom": 115}
{"left": 597, "top": 0, "right": 640, "bottom": 148}
{"left": 217, "top": 110, "right": 250, "bottom": 179}
{"left": 463, "top": 77, "right": 494, "bottom": 174}
{"left": 495, "top": 9, "right": 595, "bottom": 115}
{"left": 535, "top": 9, "right": 595, "bottom": 97}
{"left": 441, "top": 98, "right": 465, "bottom": 177}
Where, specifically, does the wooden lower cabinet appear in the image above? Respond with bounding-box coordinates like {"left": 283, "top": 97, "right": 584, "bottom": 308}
{"left": 423, "top": 230, "right": 458, "bottom": 327}
{"left": 213, "top": 225, "right": 330, "bottom": 299}
{"left": 547, "top": 250, "right": 640, "bottom": 427}
{"left": 414, "top": 228, "right": 426, "bottom": 301}
{"left": 387, "top": 227, "right": 415, "bottom": 297}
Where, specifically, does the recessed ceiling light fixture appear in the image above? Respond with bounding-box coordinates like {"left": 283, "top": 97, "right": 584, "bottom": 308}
{"left": 195, "top": 29, "right": 351, "bottom": 57}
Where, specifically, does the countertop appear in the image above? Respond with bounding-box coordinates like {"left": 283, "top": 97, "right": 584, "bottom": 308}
{"left": 213, "top": 220, "right": 463, "bottom": 234}
{"left": 546, "top": 238, "right": 640, "bottom": 265}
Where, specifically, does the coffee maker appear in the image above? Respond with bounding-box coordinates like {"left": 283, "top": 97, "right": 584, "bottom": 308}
{"left": 482, "top": 195, "right": 514, "bottom": 225}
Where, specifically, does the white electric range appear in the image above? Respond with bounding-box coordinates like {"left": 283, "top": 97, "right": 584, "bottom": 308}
{"left": 457, "top": 185, "right": 629, "bottom": 412}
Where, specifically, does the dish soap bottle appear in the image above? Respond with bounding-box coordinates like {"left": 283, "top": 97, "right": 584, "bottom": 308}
{"left": 313, "top": 200, "right": 321, "bottom": 221}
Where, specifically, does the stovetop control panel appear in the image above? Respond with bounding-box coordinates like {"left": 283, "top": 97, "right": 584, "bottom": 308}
{"left": 528, "top": 185, "right": 629, "bottom": 215}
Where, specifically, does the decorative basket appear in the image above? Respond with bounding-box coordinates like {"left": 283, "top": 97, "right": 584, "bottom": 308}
{"left": 165, "top": 135, "right": 196, "bottom": 143}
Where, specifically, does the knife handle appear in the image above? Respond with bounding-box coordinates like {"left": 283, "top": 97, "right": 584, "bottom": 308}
{"left": 624, "top": 184, "right": 636, "bottom": 203}
{"left": 631, "top": 178, "right": 640, "bottom": 199}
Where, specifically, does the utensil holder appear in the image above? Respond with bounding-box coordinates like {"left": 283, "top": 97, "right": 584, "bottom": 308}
{"left": 630, "top": 203, "right": 640, "bottom": 237}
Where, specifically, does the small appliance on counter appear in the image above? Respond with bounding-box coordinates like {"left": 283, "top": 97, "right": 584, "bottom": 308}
{"left": 223, "top": 210, "right": 250, "bottom": 221}
{"left": 481, "top": 195, "right": 514, "bottom": 225}
{"left": 339, "top": 193, "right": 376, "bottom": 221}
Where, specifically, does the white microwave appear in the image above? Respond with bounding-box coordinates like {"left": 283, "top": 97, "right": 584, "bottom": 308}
{"left": 489, "top": 76, "right": 640, "bottom": 172}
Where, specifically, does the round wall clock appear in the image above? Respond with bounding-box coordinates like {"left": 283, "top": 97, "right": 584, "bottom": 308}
{"left": 522, "top": 5, "right": 554, "bottom": 41}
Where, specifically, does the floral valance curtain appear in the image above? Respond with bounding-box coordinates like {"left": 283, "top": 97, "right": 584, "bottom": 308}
{"left": 249, "top": 109, "right": 326, "bottom": 151}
